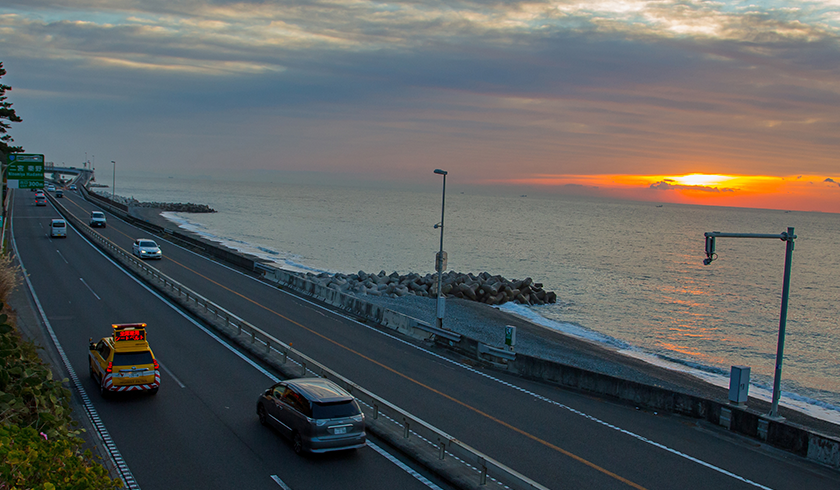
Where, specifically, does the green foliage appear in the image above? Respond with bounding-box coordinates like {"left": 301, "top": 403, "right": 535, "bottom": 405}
{"left": 0, "top": 300, "right": 122, "bottom": 489}
{"left": 1, "top": 61, "right": 24, "bottom": 154}
{"left": 0, "top": 307, "right": 75, "bottom": 440}
{"left": 0, "top": 425, "right": 122, "bottom": 489}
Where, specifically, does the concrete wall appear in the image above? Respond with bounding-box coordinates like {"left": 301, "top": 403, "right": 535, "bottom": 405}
{"left": 259, "top": 265, "right": 840, "bottom": 470}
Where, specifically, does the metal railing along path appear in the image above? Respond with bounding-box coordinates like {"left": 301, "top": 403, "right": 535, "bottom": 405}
{"left": 48, "top": 193, "right": 550, "bottom": 490}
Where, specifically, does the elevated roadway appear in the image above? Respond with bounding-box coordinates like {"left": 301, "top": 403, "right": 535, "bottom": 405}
{"left": 16, "top": 187, "right": 840, "bottom": 489}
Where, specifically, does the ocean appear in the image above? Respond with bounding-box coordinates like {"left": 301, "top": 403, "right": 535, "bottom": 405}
{"left": 100, "top": 171, "right": 840, "bottom": 423}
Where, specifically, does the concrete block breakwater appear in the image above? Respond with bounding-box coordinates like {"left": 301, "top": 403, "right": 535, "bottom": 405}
{"left": 303, "top": 270, "right": 558, "bottom": 306}
{"left": 89, "top": 189, "right": 215, "bottom": 213}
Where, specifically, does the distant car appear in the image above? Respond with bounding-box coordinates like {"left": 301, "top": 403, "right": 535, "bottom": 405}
{"left": 89, "top": 211, "right": 107, "bottom": 228}
{"left": 256, "top": 378, "right": 366, "bottom": 455}
{"left": 56, "top": 190, "right": 64, "bottom": 198}
{"left": 46, "top": 185, "right": 56, "bottom": 192}
{"left": 35, "top": 191, "right": 45, "bottom": 198}
{"left": 69, "top": 184, "right": 77, "bottom": 190}
{"left": 49, "top": 219, "right": 67, "bottom": 238}
{"left": 132, "top": 239, "right": 162, "bottom": 260}
{"left": 89, "top": 323, "right": 160, "bottom": 397}
{"left": 35, "top": 196, "right": 47, "bottom": 206}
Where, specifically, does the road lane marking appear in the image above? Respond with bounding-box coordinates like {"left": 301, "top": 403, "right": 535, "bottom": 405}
{"left": 270, "top": 475, "right": 292, "bottom": 489}
{"left": 62, "top": 191, "right": 770, "bottom": 489}
{"left": 79, "top": 277, "right": 101, "bottom": 299}
{"left": 367, "top": 441, "right": 444, "bottom": 490}
{"left": 10, "top": 206, "right": 141, "bottom": 490}
{"left": 61, "top": 206, "right": 451, "bottom": 490}
{"left": 168, "top": 253, "right": 782, "bottom": 489}
{"left": 56, "top": 250, "right": 69, "bottom": 264}
{"left": 157, "top": 362, "right": 186, "bottom": 388}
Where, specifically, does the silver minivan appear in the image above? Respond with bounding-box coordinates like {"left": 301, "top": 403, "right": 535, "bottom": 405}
{"left": 50, "top": 219, "right": 67, "bottom": 238}
{"left": 257, "top": 378, "right": 366, "bottom": 455}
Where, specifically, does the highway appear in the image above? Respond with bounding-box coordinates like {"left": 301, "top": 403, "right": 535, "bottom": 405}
{"left": 10, "top": 189, "right": 444, "bottom": 490}
{"left": 14, "top": 187, "right": 840, "bottom": 489}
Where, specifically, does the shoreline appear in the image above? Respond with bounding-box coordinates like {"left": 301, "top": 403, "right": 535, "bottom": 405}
{"left": 130, "top": 205, "right": 840, "bottom": 439}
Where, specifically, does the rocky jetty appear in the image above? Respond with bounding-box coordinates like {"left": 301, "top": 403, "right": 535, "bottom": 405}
{"left": 302, "top": 270, "right": 557, "bottom": 306}
{"left": 89, "top": 190, "right": 216, "bottom": 213}
{"left": 133, "top": 201, "right": 216, "bottom": 213}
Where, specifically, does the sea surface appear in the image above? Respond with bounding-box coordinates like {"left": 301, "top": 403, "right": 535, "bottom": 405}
{"left": 103, "top": 172, "right": 840, "bottom": 423}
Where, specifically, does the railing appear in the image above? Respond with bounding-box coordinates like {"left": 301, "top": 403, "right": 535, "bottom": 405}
{"left": 49, "top": 193, "right": 550, "bottom": 490}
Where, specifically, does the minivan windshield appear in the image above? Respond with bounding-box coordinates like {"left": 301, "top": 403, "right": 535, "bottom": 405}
{"left": 92, "top": 212, "right": 104, "bottom": 218}
{"left": 311, "top": 400, "right": 360, "bottom": 419}
{"left": 52, "top": 221, "right": 65, "bottom": 227}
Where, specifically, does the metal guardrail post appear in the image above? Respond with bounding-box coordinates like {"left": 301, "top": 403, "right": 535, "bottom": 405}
{"left": 479, "top": 457, "right": 487, "bottom": 485}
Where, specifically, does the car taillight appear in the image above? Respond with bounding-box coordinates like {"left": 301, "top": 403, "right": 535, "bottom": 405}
{"left": 106, "top": 362, "right": 112, "bottom": 374}
{"left": 153, "top": 359, "right": 159, "bottom": 370}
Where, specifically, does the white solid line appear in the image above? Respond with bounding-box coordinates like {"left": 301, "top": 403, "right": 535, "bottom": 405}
{"left": 80, "top": 277, "right": 101, "bottom": 300}
{"left": 367, "top": 441, "right": 444, "bottom": 490}
{"left": 270, "top": 475, "right": 292, "bottom": 490}
{"left": 111, "top": 203, "right": 778, "bottom": 489}
{"left": 10, "top": 199, "right": 141, "bottom": 490}
{"left": 157, "top": 362, "right": 186, "bottom": 388}
{"left": 56, "top": 249, "right": 69, "bottom": 264}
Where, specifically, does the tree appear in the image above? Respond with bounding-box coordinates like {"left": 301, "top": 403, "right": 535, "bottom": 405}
{"left": 1, "top": 61, "right": 24, "bottom": 155}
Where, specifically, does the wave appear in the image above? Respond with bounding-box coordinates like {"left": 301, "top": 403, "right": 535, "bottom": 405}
{"left": 161, "top": 211, "right": 840, "bottom": 426}
{"left": 499, "top": 302, "right": 840, "bottom": 425}
{"left": 161, "top": 212, "right": 326, "bottom": 275}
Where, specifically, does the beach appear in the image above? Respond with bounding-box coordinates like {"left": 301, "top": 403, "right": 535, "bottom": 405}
{"left": 130, "top": 204, "right": 840, "bottom": 440}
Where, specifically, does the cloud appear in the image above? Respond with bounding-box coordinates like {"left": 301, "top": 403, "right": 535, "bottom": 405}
{"left": 1, "top": 0, "right": 839, "bottom": 192}
{"left": 649, "top": 181, "right": 738, "bottom": 193}
{"left": 825, "top": 178, "right": 840, "bottom": 187}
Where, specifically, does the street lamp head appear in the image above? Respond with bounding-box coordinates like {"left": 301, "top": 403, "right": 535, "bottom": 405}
{"left": 434, "top": 169, "right": 448, "bottom": 176}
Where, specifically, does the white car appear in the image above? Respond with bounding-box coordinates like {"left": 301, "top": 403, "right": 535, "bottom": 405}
{"left": 47, "top": 185, "right": 56, "bottom": 192}
{"left": 89, "top": 211, "right": 107, "bottom": 228}
{"left": 50, "top": 219, "right": 67, "bottom": 238}
{"left": 132, "top": 239, "right": 162, "bottom": 260}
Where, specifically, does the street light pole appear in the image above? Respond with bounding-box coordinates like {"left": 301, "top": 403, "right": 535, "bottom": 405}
{"left": 111, "top": 160, "right": 116, "bottom": 201}
{"left": 703, "top": 227, "right": 796, "bottom": 419}
{"left": 434, "top": 169, "right": 448, "bottom": 330}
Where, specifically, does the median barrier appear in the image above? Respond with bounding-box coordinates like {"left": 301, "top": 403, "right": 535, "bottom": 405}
{"left": 63, "top": 190, "right": 840, "bottom": 471}
{"left": 48, "top": 192, "right": 551, "bottom": 490}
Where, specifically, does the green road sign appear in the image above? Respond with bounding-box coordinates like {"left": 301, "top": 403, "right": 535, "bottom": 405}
{"left": 6, "top": 153, "right": 45, "bottom": 189}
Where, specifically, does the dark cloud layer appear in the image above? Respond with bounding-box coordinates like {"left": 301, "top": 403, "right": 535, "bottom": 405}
{"left": 1, "top": 0, "right": 839, "bottom": 186}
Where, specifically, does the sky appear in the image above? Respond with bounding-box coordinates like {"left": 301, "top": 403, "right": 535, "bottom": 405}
{"left": 1, "top": 0, "right": 839, "bottom": 212}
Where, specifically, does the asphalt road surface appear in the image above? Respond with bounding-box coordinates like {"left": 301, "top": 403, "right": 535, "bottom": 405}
{"left": 14, "top": 187, "right": 840, "bottom": 490}
{"left": 11, "top": 189, "right": 446, "bottom": 490}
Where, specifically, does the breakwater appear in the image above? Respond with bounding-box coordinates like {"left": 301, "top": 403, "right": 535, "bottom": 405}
{"left": 89, "top": 189, "right": 215, "bottom": 213}
{"left": 302, "top": 270, "right": 558, "bottom": 306}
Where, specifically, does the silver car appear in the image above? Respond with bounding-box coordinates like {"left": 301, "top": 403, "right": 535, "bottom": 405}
{"left": 257, "top": 378, "right": 366, "bottom": 455}
{"left": 132, "top": 239, "right": 162, "bottom": 260}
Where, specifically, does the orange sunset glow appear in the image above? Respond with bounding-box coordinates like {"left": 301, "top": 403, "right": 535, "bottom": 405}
{"left": 499, "top": 174, "right": 840, "bottom": 213}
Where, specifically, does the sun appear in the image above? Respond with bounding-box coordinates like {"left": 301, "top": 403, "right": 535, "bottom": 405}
{"left": 669, "top": 174, "right": 734, "bottom": 187}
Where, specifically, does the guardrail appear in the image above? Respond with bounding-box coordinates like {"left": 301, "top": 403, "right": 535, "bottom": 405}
{"left": 48, "top": 193, "right": 550, "bottom": 490}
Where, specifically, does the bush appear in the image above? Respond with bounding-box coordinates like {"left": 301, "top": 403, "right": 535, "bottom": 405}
{"left": 0, "top": 282, "right": 122, "bottom": 489}
{"left": 0, "top": 424, "right": 120, "bottom": 490}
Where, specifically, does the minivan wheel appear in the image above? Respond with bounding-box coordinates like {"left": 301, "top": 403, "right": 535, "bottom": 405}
{"left": 292, "top": 432, "right": 304, "bottom": 455}
{"left": 99, "top": 382, "right": 109, "bottom": 399}
{"left": 257, "top": 405, "right": 267, "bottom": 426}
